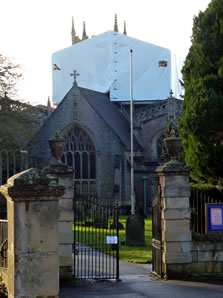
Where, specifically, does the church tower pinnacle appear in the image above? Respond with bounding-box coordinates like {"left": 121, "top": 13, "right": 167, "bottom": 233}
{"left": 123, "top": 21, "right": 127, "bottom": 35}
{"left": 82, "top": 21, "right": 88, "bottom": 40}
{"left": 71, "top": 17, "right": 80, "bottom": 45}
{"left": 71, "top": 17, "right": 76, "bottom": 45}
{"left": 114, "top": 14, "right": 118, "bottom": 32}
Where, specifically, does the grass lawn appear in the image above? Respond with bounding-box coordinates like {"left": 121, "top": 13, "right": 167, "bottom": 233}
{"left": 74, "top": 215, "right": 152, "bottom": 264}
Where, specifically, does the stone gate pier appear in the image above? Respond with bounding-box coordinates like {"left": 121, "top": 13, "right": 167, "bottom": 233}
{"left": 0, "top": 168, "right": 65, "bottom": 298}
{"left": 156, "top": 161, "right": 191, "bottom": 278}
{"left": 44, "top": 163, "right": 74, "bottom": 280}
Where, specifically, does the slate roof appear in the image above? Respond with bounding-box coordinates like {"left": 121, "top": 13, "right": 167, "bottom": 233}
{"left": 79, "top": 87, "right": 143, "bottom": 151}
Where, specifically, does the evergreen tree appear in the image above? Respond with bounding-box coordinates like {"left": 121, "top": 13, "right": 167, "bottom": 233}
{"left": 180, "top": 0, "right": 223, "bottom": 188}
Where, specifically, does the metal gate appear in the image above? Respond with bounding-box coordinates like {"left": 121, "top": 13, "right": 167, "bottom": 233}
{"left": 152, "top": 185, "right": 163, "bottom": 277}
{"left": 73, "top": 195, "right": 119, "bottom": 280}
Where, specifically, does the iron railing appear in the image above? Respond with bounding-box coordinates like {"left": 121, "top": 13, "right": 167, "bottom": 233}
{"left": 190, "top": 189, "right": 223, "bottom": 236}
{"left": 0, "top": 220, "right": 8, "bottom": 268}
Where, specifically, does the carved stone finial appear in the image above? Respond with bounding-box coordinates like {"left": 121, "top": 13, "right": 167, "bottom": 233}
{"left": 70, "top": 70, "right": 80, "bottom": 86}
{"left": 71, "top": 17, "right": 75, "bottom": 34}
{"left": 168, "top": 89, "right": 176, "bottom": 120}
{"left": 114, "top": 14, "right": 118, "bottom": 32}
{"left": 82, "top": 21, "right": 88, "bottom": 40}
{"left": 169, "top": 89, "right": 174, "bottom": 98}
{"left": 47, "top": 96, "right": 52, "bottom": 117}
{"left": 123, "top": 21, "right": 127, "bottom": 35}
{"left": 170, "top": 128, "right": 176, "bottom": 138}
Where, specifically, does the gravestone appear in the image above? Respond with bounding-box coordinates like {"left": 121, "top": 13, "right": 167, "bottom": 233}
{"left": 126, "top": 214, "right": 145, "bottom": 246}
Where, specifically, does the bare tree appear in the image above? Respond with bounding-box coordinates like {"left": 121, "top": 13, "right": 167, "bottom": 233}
{"left": 0, "top": 53, "right": 22, "bottom": 98}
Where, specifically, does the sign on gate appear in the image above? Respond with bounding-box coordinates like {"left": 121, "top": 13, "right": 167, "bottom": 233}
{"left": 106, "top": 236, "right": 118, "bottom": 244}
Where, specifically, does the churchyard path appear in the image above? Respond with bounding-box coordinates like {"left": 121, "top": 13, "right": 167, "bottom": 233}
{"left": 60, "top": 260, "right": 223, "bottom": 297}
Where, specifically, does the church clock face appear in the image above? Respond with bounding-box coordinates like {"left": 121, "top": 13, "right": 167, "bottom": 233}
{"left": 61, "top": 124, "right": 96, "bottom": 196}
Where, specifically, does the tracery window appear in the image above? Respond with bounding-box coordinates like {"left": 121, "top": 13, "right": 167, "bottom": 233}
{"left": 61, "top": 125, "right": 96, "bottom": 196}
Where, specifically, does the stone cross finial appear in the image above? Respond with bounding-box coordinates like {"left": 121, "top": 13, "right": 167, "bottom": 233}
{"left": 70, "top": 70, "right": 80, "bottom": 85}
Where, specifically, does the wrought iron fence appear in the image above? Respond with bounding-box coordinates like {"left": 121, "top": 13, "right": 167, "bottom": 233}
{"left": 190, "top": 188, "right": 223, "bottom": 236}
{"left": 0, "top": 220, "right": 8, "bottom": 268}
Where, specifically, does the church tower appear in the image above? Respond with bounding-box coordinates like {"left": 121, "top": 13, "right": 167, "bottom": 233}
{"left": 71, "top": 17, "right": 81, "bottom": 45}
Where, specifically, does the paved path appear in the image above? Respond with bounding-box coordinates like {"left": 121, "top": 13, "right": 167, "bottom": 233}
{"left": 60, "top": 261, "right": 223, "bottom": 298}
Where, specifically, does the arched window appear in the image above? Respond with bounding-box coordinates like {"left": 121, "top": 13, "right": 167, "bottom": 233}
{"left": 62, "top": 125, "right": 96, "bottom": 196}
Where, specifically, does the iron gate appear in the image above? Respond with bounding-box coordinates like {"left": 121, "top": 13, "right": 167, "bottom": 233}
{"left": 73, "top": 195, "right": 119, "bottom": 280}
{"left": 152, "top": 185, "right": 163, "bottom": 277}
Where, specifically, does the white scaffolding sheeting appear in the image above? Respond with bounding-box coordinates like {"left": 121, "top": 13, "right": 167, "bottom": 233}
{"left": 52, "top": 31, "right": 184, "bottom": 103}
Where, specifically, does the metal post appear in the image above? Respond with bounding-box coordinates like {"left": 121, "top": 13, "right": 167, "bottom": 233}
{"left": 130, "top": 49, "right": 135, "bottom": 215}
{"left": 142, "top": 176, "right": 148, "bottom": 215}
{"left": 116, "top": 202, "right": 120, "bottom": 280}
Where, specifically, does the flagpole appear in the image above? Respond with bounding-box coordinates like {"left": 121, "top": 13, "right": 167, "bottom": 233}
{"left": 130, "top": 49, "right": 135, "bottom": 215}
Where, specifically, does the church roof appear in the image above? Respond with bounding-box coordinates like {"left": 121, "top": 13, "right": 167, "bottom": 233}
{"left": 52, "top": 31, "right": 184, "bottom": 103}
{"left": 79, "top": 87, "right": 143, "bottom": 151}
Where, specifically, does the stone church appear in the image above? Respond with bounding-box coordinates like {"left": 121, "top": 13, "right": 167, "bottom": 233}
{"left": 30, "top": 16, "right": 183, "bottom": 214}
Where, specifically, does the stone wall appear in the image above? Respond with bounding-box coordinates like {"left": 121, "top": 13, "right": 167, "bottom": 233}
{"left": 190, "top": 240, "right": 223, "bottom": 276}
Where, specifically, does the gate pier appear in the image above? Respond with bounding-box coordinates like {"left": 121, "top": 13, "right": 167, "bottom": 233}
{"left": 44, "top": 163, "right": 74, "bottom": 280}
{"left": 156, "top": 162, "right": 191, "bottom": 278}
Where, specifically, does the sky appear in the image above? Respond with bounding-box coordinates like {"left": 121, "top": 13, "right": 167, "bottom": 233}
{"left": 1, "top": 0, "right": 211, "bottom": 105}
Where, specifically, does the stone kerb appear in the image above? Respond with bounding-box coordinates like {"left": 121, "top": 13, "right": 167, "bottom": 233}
{"left": 44, "top": 163, "right": 74, "bottom": 281}
{"left": 0, "top": 168, "right": 65, "bottom": 298}
{"left": 156, "top": 162, "right": 192, "bottom": 278}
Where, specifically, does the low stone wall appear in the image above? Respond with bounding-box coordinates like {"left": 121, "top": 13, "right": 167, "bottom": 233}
{"left": 190, "top": 240, "right": 223, "bottom": 276}
{"left": 166, "top": 240, "right": 223, "bottom": 278}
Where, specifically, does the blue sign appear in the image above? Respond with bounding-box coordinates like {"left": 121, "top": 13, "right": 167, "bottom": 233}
{"left": 205, "top": 204, "right": 223, "bottom": 233}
